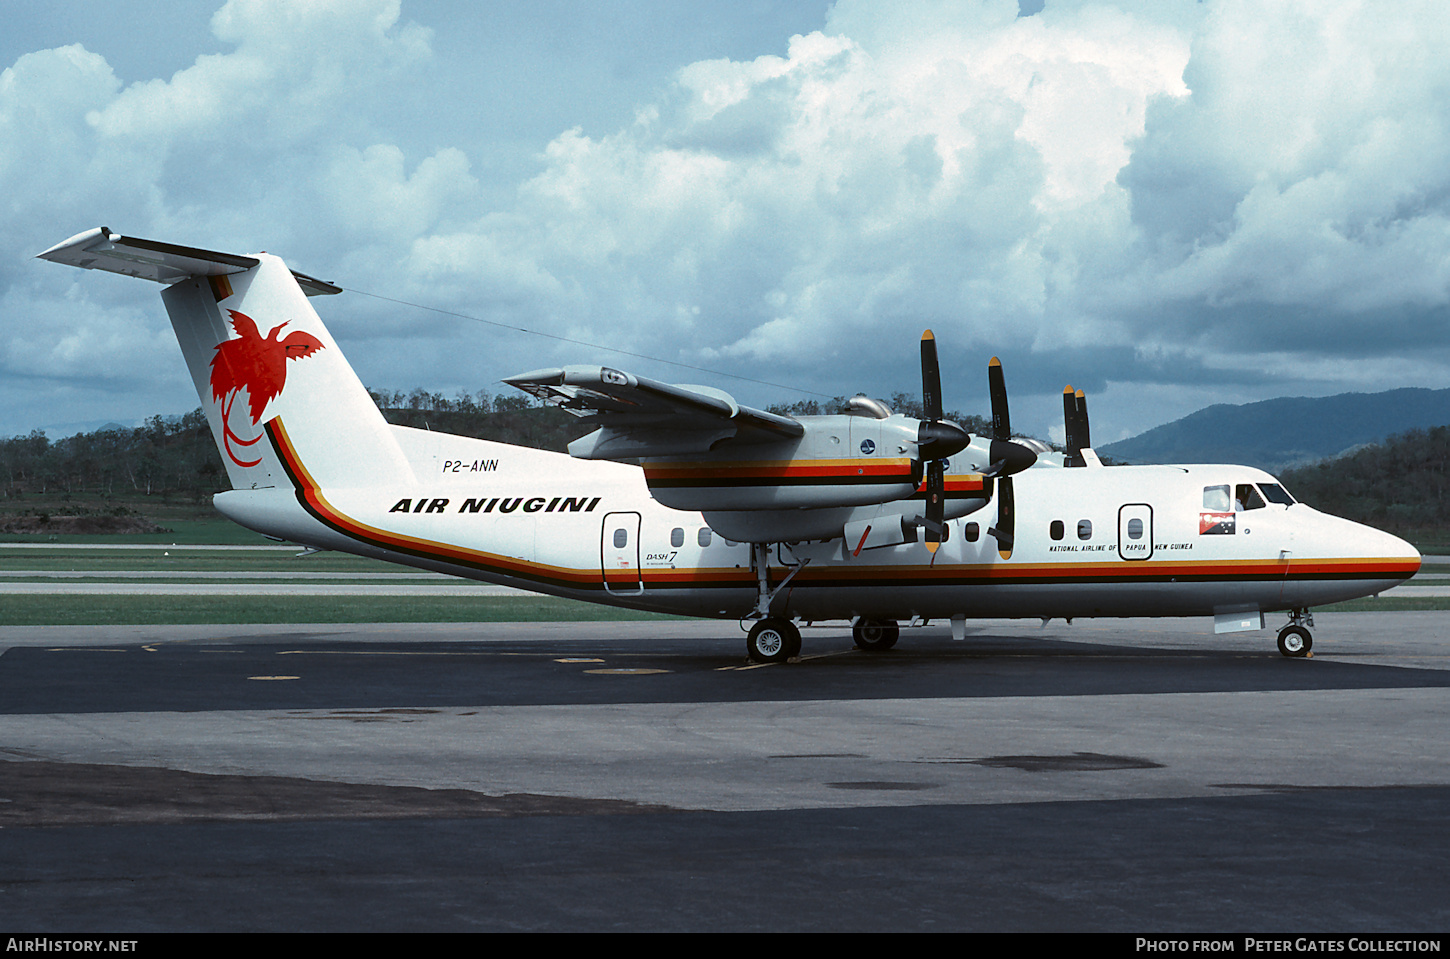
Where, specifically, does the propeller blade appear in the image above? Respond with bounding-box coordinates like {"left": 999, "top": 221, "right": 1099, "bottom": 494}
{"left": 984, "top": 358, "right": 1019, "bottom": 556}
{"left": 1075, "top": 388, "right": 1091, "bottom": 450}
{"left": 1063, "top": 385, "right": 1081, "bottom": 466}
{"left": 1062, "top": 385, "right": 1091, "bottom": 467}
{"left": 988, "top": 357, "right": 1010, "bottom": 440}
{"left": 989, "top": 475, "right": 1015, "bottom": 559}
{"left": 921, "top": 330, "right": 943, "bottom": 422}
{"left": 924, "top": 459, "right": 945, "bottom": 553}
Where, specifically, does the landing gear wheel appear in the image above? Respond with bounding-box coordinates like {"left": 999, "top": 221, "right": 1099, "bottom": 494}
{"left": 746, "top": 618, "right": 801, "bottom": 664}
{"left": 1277, "top": 625, "right": 1312, "bottom": 658}
{"left": 853, "top": 619, "right": 900, "bottom": 652}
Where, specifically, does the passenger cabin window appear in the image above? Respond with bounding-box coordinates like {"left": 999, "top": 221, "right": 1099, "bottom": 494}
{"left": 671, "top": 527, "right": 685, "bottom": 548}
{"left": 1259, "top": 483, "right": 1295, "bottom": 505}
{"left": 1077, "top": 520, "right": 1092, "bottom": 541}
{"left": 1203, "top": 485, "right": 1232, "bottom": 511}
{"left": 698, "top": 528, "right": 712, "bottom": 547}
{"left": 613, "top": 528, "right": 628, "bottom": 548}
{"left": 1235, "top": 484, "right": 1265, "bottom": 511}
{"left": 965, "top": 522, "right": 980, "bottom": 542}
{"left": 1050, "top": 520, "right": 1065, "bottom": 541}
{"left": 1126, "top": 518, "right": 1144, "bottom": 540}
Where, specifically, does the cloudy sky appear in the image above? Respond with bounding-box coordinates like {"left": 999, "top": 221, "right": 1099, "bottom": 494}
{"left": 4, "top": 0, "right": 1449, "bottom": 448}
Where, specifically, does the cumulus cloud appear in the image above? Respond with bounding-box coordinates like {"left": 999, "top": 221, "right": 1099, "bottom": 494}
{"left": 425, "top": 0, "right": 1197, "bottom": 399}
{"left": 7, "top": 0, "right": 1450, "bottom": 442}
{"left": 438, "top": 0, "right": 1450, "bottom": 434}
{"left": 0, "top": 0, "right": 446, "bottom": 433}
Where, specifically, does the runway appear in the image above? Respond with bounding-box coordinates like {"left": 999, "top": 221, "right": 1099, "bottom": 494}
{"left": 3, "top": 614, "right": 1449, "bottom": 932}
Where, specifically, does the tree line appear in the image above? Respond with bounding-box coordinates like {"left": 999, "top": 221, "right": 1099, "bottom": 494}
{"left": 0, "top": 389, "right": 566, "bottom": 503}
{"left": 11, "top": 389, "right": 1439, "bottom": 540}
{"left": 1278, "top": 426, "right": 1450, "bottom": 534}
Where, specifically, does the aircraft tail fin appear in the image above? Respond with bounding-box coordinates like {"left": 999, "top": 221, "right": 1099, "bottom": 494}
{"left": 37, "top": 228, "right": 414, "bottom": 490}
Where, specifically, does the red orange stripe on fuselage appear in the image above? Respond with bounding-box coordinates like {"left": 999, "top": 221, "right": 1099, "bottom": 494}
{"left": 263, "top": 419, "right": 1415, "bottom": 599}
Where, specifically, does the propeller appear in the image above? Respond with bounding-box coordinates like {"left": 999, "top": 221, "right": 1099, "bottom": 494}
{"left": 1062, "top": 385, "right": 1090, "bottom": 467}
{"left": 985, "top": 357, "right": 1036, "bottom": 559}
{"left": 917, "top": 331, "right": 972, "bottom": 553}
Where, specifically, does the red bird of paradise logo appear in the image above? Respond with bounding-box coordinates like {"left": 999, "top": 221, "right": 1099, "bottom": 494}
{"left": 209, "top": 309, "right": 324, "bottom": 466}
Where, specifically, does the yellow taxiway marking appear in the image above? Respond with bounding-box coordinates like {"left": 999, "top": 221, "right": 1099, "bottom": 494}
{"left": 583, "top": 668, "right": 670, "bottom": 675}
{"left": 275, "top": 649, "right": 511, "bottom": 656}
{"left": 45, "top": 647, "right": 128, "bottom": 652}
{"left": 247, "top": 675, "right": 300, "bottom": 681}
{"left": 718, "top": 648, "right": 859, "bottom": 670}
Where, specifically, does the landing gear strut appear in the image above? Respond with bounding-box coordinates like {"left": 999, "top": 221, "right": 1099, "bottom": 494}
{"left": 1277, "top": 608, "right": 1314, "bottom": 658}
{"left": 853, "top": 618, "right": 899, "bottom": 652}
{"left": 742, "top": 543, "right": 808, "bottom": 663}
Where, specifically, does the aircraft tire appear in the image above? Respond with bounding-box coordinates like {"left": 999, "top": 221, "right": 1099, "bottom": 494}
{"left": 853, "top": 619, "right": 900, "bottom": 651}
{"left": 746, "top": 618, "right": 801, "bottom": 663}
{"left": 1277, "top": 625, "right": 1312, "bottom": 658}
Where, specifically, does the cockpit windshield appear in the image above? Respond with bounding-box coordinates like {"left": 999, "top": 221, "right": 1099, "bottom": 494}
{"left": 1235, "top": 484, "right": 1265, "bottom": 511}
{"left": 1258, "top": 483, "right": 1295, "bottom": 506}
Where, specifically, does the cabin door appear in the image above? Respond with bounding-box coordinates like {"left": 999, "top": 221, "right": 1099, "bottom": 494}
{"left": 602, "top": 512, "right": 644, "bottom": 594}
{"left": 1118, "top": 504, "right": 1154, "bottom": 561}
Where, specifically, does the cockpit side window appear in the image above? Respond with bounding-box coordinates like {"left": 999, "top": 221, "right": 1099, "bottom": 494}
{"left": 1203, "top": 485, "right": 1232, "bottom": 511}
{"left": 1235, "top": 484, "right": 1266, "bottom": 511}
{"left": 1258, "top": 483, "right": 1295, "bottom": 505}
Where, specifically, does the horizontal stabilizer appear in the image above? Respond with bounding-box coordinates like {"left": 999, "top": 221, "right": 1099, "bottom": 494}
{"left": 37, "top": 227, "right": 340, "bottom": 297}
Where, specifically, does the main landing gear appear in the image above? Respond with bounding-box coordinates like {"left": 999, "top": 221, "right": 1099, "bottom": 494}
{"left": 1277, "top": 608, "right": 1314, "bottom": 658}
{"left": 743, "top": 543, "right": 808, "bottom": 664}
{"left": 853, "top": 618, "right": 900, "bottom": 652}
{"left": 746, "top": 618, "right": 802, "bottom": 664}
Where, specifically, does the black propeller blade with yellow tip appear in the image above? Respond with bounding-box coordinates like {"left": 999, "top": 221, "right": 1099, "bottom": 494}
{"left": 1063, "top": 385, "right": 1090, "bottom": 467}
{"left": 985, "top": 357, "right": 1036, "bottom": 559}
{"left": 916, "top": 330, "right": 971, "bottom": 553}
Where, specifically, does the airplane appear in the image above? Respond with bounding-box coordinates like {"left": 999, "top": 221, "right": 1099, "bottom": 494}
{"left": 37, "top": 227, "right": 1423, "bottom": 663}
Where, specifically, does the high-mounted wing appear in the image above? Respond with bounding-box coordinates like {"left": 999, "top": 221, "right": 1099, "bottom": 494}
{"left": 505, "top": 365, "right": 802, "bottom": 460}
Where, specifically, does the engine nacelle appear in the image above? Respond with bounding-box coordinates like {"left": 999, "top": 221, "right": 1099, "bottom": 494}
{"left": 701, "top": 485, "right": 992, "bottom": 544}
{"left": 638, "top": 414, "right": 926, "bottom": 511}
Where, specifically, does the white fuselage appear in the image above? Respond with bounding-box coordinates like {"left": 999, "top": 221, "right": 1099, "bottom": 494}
{"left": 214, "top": 424, "right": 1420, "bottom": 624}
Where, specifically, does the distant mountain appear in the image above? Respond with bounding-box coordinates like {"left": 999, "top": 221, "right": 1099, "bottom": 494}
{"left": 1098, "top": 387, "right": 1450, "bottom": 473}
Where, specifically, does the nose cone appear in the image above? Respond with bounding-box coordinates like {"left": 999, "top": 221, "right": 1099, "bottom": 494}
{"left": 1284, "top": 508, "right": 1421, "bottom": 607}
{"left": 1339, "top": 517, "right": 1420, "bottom": 583}
{"left": 1382, "top": 529, "right": 1422, "bottom": 582}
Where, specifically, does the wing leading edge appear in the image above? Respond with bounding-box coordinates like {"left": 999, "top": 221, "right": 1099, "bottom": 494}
{"left": 505, "top": 366, "right": 803, "bottom": 460}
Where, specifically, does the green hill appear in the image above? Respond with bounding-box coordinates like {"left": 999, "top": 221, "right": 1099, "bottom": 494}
{"left": 1279, "top": 426, "right": 1450, "bottom": 547}
{"left": 1099, "top": 388, "right": 1450, "bottom": 473}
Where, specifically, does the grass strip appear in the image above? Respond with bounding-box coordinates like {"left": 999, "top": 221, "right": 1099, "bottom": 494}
{"left": 0, "top": 594, "right": 686, "bottom": 626}
{"left": 1315, "top": 597, "right": 1450, "bottom": 612}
